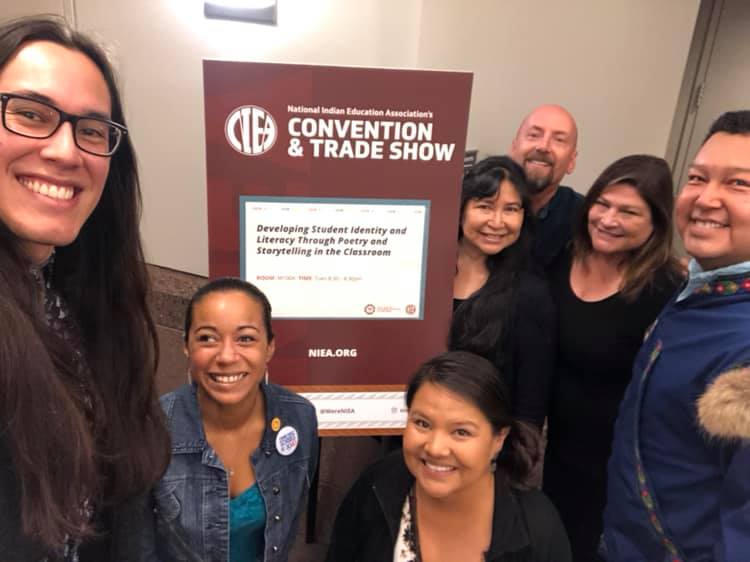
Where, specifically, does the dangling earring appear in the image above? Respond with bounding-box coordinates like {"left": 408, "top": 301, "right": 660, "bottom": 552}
{"left": 264, "top": 368, "right": 269, "bottom": 385}
{"left": 184, "top": 343, "right": 191, "bottom": 384}
{"left": 490, "top": 456, "right": 498, "bottom": 473}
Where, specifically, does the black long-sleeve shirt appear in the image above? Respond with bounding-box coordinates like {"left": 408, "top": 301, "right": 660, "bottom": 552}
{"left": 546, "top": 256, "right": 678, "bottom": 475}
{"left": 452, "top": 271, "right": 557, "bottom": 429}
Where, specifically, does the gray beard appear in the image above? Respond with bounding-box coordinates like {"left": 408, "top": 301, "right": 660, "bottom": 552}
{"left": 524, "top": 171, "right": 552, "bottom": 194}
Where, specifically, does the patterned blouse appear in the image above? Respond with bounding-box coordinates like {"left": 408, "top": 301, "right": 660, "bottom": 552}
{"left": 393, "top": 487, "right": 490, "bottom": 562}
{"left": 393, "top": 488, "right": 420, "bottom": 562}
{"left": 32, "top": 256, "right": 94, "bottom": 562}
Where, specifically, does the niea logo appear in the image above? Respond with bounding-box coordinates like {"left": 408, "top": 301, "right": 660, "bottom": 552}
{"left": 225, "top": 105, "right": 277, "bottom": 156}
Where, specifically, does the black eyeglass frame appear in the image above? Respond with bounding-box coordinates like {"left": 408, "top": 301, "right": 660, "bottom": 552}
{"left": 0, "top": 92, "right": 128, "bottom": 157}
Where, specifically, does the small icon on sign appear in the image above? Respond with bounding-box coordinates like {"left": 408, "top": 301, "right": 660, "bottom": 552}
{"left": 224, "top": 105, "right": 277, "bottom": 156}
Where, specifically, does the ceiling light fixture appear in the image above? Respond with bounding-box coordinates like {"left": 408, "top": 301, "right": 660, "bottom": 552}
{"left": 204, "top": 0, "right": 277, "bottom": 25}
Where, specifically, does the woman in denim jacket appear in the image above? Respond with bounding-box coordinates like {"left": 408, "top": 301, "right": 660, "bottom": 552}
{"left": 155, "top": 278, "right": 318, "bottom": 562}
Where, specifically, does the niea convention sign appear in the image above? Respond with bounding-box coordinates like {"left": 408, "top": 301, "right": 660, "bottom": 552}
{"left": 204, "top": 61, "right": 472, "bottom": 434}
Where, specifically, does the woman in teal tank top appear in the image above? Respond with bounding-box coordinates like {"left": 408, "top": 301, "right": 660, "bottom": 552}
{"left": 154, "top": 278, "right": 319, "bottom": 562}
{"left": 230, "top": 482, "right": 266, "bottom": 561}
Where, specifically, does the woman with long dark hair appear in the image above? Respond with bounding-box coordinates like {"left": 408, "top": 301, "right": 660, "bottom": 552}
{"left": 326, "top": 351, "right": 571, "bottom": 562}
{"left": 543, "top": 154, "right": 682, "bottom": 561}
{"left": 0, "top": 16, "right": 170, "bottom": 560}
{"left": 450, "top": 155, "right": 555, "bottom": 429}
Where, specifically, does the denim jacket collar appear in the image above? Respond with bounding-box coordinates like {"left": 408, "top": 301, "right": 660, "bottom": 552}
{"left": 167, "top": 384, "right": 201, "bottom": 448}
{"left": 167, "top": 382, "right": 286, "bottom": 465}
{"left": 157, "top": 382, "right": 318, "bottom": 562}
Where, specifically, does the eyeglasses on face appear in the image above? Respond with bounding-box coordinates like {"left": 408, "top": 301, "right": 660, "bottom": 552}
{"left": 0, "top": 92, "right": 127, "bottom": 157}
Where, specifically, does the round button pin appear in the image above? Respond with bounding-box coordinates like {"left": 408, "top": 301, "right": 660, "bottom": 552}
{"left": 275, "top": 426, "right": 299, "bottom": 456}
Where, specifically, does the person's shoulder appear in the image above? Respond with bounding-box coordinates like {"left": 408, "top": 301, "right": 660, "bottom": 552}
{"left": 515, "top": 488, "right": 559, "bottom": 516}
{"left": 513, "top": 489, "right": 571, "bottom": 559}
{"left": 558, "top": 185, "right": 584, "bottom": 204}
{"left": 649, "top": 266, "right": 683, "bottom": 296}
{"left": 512, "top": 488, "right": 566, "bottom": 535}
{"left": 629, "top": 269, "right": 680, "bottom": 314}
{"left": 356, "top": 450, "right": 409, "bottom": 488}
{"left": 335, "top": 450, "right": 408, "bottom": 516}
{"left": 266, "top": 382, "right": 316, "bottom": 412}
{"left": 158, "top": 384, "right": 204, "bottom": 441}
{"left": 159, "top": 384, "right": 194, "bottom": 417}
{"left": 265, "top": 383, "right": 318, "bottom": 439}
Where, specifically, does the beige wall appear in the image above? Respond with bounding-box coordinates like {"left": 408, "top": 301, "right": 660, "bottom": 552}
{"left": 1, "top": 0, "right": 64, "bottom": 19}
{"left": 74, "top": 0, "right": 424, "bottom": 275}
{"left": 417, "top": 0, "right": 700, "bottom": 197}
{"left": 1, "top": 1, "right": 700, "bottom": 275}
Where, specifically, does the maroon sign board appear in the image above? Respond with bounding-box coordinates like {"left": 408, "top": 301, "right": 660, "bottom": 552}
{"left": 204, "top": 60, "right": 472, "bottom": 434}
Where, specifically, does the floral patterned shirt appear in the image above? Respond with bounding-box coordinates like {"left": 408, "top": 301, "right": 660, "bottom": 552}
{"left": 33, "top": 256, "right": 93, "bottom": 562}
{"left": 393, "top": 489, "right": 419, "bottom": 562}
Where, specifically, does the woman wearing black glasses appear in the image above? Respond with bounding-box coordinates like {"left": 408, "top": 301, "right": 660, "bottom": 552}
{"left": 0, "top": 16, "right": 169, "bottom": 561}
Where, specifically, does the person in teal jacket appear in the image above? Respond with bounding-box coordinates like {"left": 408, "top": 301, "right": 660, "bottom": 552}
{"left": 603, "top": 110, "right": 750, "bottom": 561}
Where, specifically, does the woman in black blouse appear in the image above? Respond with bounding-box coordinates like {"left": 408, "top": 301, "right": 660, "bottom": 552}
{"left": 327, "top": 351, "right": 571, "bottom": 562}
{"left": 543, "top": 154, "right": 682, "bottom": 562}
{"left": 450, "top": 155, "right": 555, "bottom": 430}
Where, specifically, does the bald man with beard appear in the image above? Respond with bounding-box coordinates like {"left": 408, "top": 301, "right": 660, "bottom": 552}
{"left": 510, "top": 104, "right": 582, "bottom": 272}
